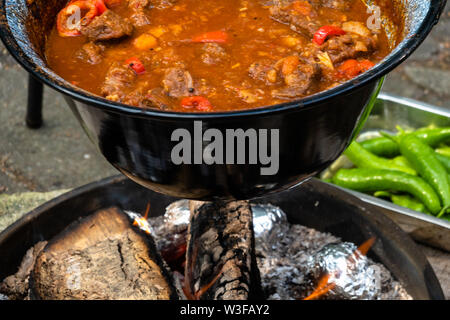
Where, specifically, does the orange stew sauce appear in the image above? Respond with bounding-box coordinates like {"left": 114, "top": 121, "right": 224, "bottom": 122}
{"left": 46, "top": 0, "right": 394, "bottom": 112}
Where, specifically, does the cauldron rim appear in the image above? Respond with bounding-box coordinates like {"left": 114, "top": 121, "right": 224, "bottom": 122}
{"left": 0, "top": 0, "right": 446, "bottom": 119}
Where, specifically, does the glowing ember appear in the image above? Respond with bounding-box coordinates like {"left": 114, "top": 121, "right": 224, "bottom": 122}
{"left": 126, "top": 203, "right": 153, "bottom": 235}
{"left": 303, "top": 237, "right": 377, "bottom": 300}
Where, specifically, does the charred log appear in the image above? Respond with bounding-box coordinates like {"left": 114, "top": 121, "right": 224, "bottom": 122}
{"left": 30, "top": 207, "right": 178, "bottom": 300}
{"left": 184, "top": 201, "right": 263, "bottom": 300}
{"left": 0, "top": 241, "right": 47, "bottom": 299}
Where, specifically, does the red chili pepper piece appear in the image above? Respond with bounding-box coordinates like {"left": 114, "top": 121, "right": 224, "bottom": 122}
{"left": 95, "top": 0, "right": 108, "bottom": 14}
{"left": 191, "top": 31, "right": 229, "bottom": 43}
{"left": 125, "top": 57, "right": 146, "bottom": 74}
{"left": 181, "top": 96, "right": 213, "bottom": 111}
{"left": 313, "top": 25, "right": 346, "bottom": 45}
{"left": 57, "top": 1, "right": 99, "bottom": 37}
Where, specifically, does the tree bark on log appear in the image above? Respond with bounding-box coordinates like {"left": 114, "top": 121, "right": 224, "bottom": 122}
{"left": 0, "top": 241, "right": 47, "bottom": 299}
{"left": 31, "top": 207, "right": 178, "bottom": 300}
{"left": 185, "top": 200, "right": 263, "bottom": 300}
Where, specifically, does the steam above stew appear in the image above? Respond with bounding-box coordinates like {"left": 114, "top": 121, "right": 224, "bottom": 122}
{"left": 46, "top": 0, "right": 394, "bottom": 112}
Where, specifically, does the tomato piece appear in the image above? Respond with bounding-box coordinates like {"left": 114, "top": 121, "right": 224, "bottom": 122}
{"left": 125, "top": 57, "right": 146, "bottom": 74}
{"left": 95, "top": 0, "right": 108, "bottom": 14}
{"left": 191, "top": 31, "right": 229, "bottom": 43}
{"left": 56, "top": 1, "right": 98, "bottom": 37}
{"left": 337, "top": 59, "right": 361, "bottom": 78}
{"left": 336, "top": 59, "right": 376, "bottom": 79}
{"left": 359, "top": 59, "right": 375, "bottom": 72}
{"left": 181, "top": 96, "right": 213, "bottom": 111}
{"left": 313, "top": 25, "right": 346, "bottom": 45}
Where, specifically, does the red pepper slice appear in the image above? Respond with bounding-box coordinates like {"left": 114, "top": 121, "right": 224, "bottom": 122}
{"left": 181, "top": 96, "right": 213, "bottom": 111}
{"left": 57, "top": 1, "right": 98, "bottom": 37}
{"left": 95, "top": 0, "right": 108, "bottom": 14}
{"left": 313, "top": 25, "right": 346, "bottom": 45}
{"left": 191, "top": 31, "right": 229, "bottom": 43}
{"left": 125, "top": 57, "right": 146, "bottom": 74}
{"left": 336, "top": 59, "right": 375, "bottom": 79}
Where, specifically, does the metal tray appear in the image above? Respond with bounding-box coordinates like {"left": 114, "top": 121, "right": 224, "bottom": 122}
{"left": 322, "top": 93, "right": 450, "bottom": 251}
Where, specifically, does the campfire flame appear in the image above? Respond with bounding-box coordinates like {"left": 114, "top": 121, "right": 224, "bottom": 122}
{"left": 130, "top": 202, "right": 153, "bottom": 235}
{"left": 303, "top": 237, "right": 376, "bottom": 300}
{"left": 182, "top": 243, "right": 224, "bottom": 300}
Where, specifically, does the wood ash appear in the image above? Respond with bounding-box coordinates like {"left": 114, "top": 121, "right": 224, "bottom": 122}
{"left": 150, "top": 200, "right": 412, "bottom": 300}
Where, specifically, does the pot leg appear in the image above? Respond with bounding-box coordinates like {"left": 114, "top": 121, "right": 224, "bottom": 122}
{"left": 26, "top": 75, "right": 43, "bottom": 129}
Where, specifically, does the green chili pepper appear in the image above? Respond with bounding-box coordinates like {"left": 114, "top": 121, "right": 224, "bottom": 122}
{"left": 344, "top": 142, "right": 417, "bottom": 175}
{"left": 373, "top": 191, "right": 392, "bottom": 199}
{"left": 360, "top": 137, "right": 399, "bottom": 158}
{"left": 361, "top": 127, "right": 450, "bottom": 157}
{"left": 435, "top": 153, "right": 450, "bottom": 173}
{"left": 436, "top": 147, "right": 450, "bottom": 158}
{"left": 392, "top": 156, "right": 414, "bottom": 170}
{"left": 393, "top": 133, "right": 450, "bottom": 210}
{"left": 414, "top": 127, "right": 450, "bottom": 146}
{"left": 391, "top": 194, "right": 429, "bottom": 214}
{"left": 332, "top": 168, "right": 442, "bottom": 215}
{"left": 374, "top": 191, "right": 440, "bottom": 216}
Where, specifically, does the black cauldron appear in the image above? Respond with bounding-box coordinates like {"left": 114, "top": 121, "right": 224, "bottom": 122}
{"left": 0, "top": 0, "right": 446, "bottom": 200}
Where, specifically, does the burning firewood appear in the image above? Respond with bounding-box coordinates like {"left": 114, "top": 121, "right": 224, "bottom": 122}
{"left": 184, "top": 200, "right": 263, "bottom": 300}
{"left": 31, "top": 207, "right": 178, "bottom": 300}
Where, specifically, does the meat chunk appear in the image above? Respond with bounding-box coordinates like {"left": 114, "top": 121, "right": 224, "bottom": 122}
{"left": 248, "top": 59, "right": 277, "bottom": 85}
{"left": 248, "top": 55, "right": 320, "bottom": 99}
{"left": 318, "top": 0, "right": 352, "bottom": 10}
{"left": 271, "top": 57, "right": 321, "bottom": 99}
{"left": 322, "top": 34, "right": 377, "bottom": 64}
{"left": 122, "top": 88, "right": 171, "bottom": 110}
{"left": 152, "top": 0, "right": 178, "bottom": 9}
{"left": 128, "top": 0, "right": 151, "bottom": 27}
{"left": 81, "top": 10, "right": 133, "bottom": 41}
{"left": 162, "top": 68, "right": 195, "bottom": 98}
{"left": 201, "top": 43, "right": 227, "bottom": 65}
{"left": 269, "top": 0, "right": 319, "bottom": 37}
{"left": 101, "top": 62, "right": 136, "bottom": 100}
{"left": 75, "top": 42, "right": 105, "bottom": 64}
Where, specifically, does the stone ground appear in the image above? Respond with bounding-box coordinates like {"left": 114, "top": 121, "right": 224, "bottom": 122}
{"left": 0, "top": 3, "right": 449, "bottom": 299}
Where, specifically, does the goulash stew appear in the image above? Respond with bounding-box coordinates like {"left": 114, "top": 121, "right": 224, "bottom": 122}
{"left": 46, "top": 0, "right": 396, "bottom": 112}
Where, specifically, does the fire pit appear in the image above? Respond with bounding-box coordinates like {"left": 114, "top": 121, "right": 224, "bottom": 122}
{"left": 0, "top": 176, "right": 444, "bottom": 300}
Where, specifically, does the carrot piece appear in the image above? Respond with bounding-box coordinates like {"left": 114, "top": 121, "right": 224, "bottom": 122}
{"left": 134, "top": 33, "right": 158, "bottom": 50}
{"left": 191, "top": 31, "right": 228, "bottom": 43}
{"left": 281, "top": 56, "right": 300, "bottom": 76}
